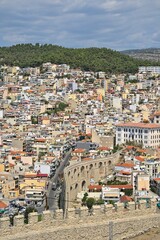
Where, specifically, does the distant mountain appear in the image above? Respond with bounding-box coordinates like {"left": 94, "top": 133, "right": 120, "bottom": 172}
{"left": 121, "top": 48, "right": 160, "bottom": 62}
{"left": 0, "top": 44, "right": 159, "bottom": 73}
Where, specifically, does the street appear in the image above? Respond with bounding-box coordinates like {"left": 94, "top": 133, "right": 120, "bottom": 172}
{"left": 47, "top": 150, "right": 72, "bottom": 211}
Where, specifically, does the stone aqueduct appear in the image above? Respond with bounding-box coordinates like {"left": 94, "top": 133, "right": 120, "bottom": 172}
{"left": 64, "top": 152, "right": 121, "bottom": 207}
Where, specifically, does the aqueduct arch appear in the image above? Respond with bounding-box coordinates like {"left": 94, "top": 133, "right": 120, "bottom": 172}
{"left": 64, "top": 151, "right": 121, "bottom": 208}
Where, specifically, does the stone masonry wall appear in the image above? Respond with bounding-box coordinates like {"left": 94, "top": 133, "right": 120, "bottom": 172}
{"left": 0, "top": 199, "right": 159, "bottom": 240}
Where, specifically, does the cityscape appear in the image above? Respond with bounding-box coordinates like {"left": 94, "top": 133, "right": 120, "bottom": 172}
{"left": 1, "top": 0, "right": 160, "bottom": 239}
{"left": 0, "top": 63, "right": 160, "bottom": 239}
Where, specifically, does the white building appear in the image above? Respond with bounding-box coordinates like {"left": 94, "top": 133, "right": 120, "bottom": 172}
{"left": 116, "top": 122, "right": 160, "bottom": 148}
{"left": 144, "top": 159, "right": 160, "bottom": 178}
{"left": 102, "top": 187, "right": 120, "bottom": 203}
{"left": 139, "top": 66, "right": 160, "bottom": 74}
{"left": 112, "top": 97, "right": 122, "bottom": 112}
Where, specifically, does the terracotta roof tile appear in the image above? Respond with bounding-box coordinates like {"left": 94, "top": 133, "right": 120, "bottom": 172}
{"left": 0, "top": 201, "right": 8, "bottom": 209}
{"left": 120, "top": 195, "right": 133, "bottom": 202}
{"left": 116, "top": 122, "right": 160, "bottom": 129}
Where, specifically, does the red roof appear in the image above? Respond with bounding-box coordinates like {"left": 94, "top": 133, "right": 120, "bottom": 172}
{"left": 153, "top": 112, "right": 160, "bottom": 116}
{"left": 106, "top": 185, "right": 133, "bottom": 189}
{"left": 126, "top": 146, "right": 135, "bottom": 150}
{"left": 88, "top": 185, "right": 102, "bottom": 190}
{"left": 116, "top": 162, "right": 135, "bottom": 168}
{"left": 37, "top": 173, "right": 48, "bottom": 177}
{"left": 119, "top": 170, "right": 131, "bottom": 175}
{"left": 73, "top": 148, "right": 86, "bottom": 153}
{"left": 82, "top": 158, "right": 92, "bottom": 161}
{"left": 120, "top": 195, "right": 133, "bottom": 202}
{"left": 135, "top": 156, "right": 145, "bottom": 162}
{"left": 35, "top": 138, "right": 46, "bottom": 142}
{"left": 0, "top": 201, "right": 8, "bottom": 209}
{"left": 154, "top": 178, "right": 160, "bottom": 181}
{"left": 98, "top": 147, "right": 110, "bottom": 151}
{"left": 116, "top": 122, "right": 160, "bottom": 129}
{"left": 88, "top": 184, "right": 133, "bottom": 190}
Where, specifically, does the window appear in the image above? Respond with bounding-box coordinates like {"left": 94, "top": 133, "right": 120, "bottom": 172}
{"left": 118, "top": 128, "right": 121, "bottom": 131}
{"left": 144, "top": 130, "right": 148, "bottom": 133}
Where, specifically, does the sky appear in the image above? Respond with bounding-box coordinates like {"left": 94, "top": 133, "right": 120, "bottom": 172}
{"left": 0, "top": 0, "right": 160, "bottom": 50}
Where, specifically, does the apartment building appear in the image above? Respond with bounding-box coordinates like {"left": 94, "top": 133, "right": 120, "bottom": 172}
{"left": 144, "top": 159, "right": 160, "bottom": 178}
{"left": 131, "top": 171, "right": 150, "bottom": 200}
{"left": 139, "top": 66, "right": 160, "bottom": 74}
{"left": 116, "top": 122, "right": 160, "bottom": 148}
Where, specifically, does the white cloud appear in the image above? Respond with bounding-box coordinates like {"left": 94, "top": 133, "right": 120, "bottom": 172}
{"left": 0, "top": 0, "right": 159, "bottom": 50}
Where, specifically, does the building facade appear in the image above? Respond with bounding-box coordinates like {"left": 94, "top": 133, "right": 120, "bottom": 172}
{"left": 116, "top": 122, "right": 160, "bottom": 148}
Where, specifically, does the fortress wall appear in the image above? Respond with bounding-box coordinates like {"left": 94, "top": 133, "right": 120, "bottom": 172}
{"left": 1, "top": 213, "right": 160, "bottom": 240}
{"left": 0, "top": 198, "right": 159, "bottom": 239}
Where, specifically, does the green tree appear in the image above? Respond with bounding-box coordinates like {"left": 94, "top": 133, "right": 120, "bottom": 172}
{"left": 96, "top": 199, "right": 105, "bottom": 205}
{"left": 82, "top": 192, "right": 88, "bottom": 206}
{"left": 0, "top": 44, "right": 159, "bottom": 74}
{"left": 24, "top": 206, "right": 37, "bottom": 224}
{"left": 86, "top": 197, "right": 95, "bottom": 210}
{"left": 31, "top": 116, "right": 38, "bottom": 124}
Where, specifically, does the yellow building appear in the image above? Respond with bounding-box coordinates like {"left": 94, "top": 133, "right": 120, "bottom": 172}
{"left": 137, "top": 174, "right": 150, "bottom": 191}
{"left": 0, "top": 164, "right": 5, "bottom": 172}
{"left": 9, "top": 189, "right": 19, "bottom": 199}
{"left": 19, "top": 179, "right": 46, "bottom": 191}
{"left": 122, "top": 93, "right": 128, "bottom": 100}
{"left": 96, "top": 88, "right": 105, "bottom": 97}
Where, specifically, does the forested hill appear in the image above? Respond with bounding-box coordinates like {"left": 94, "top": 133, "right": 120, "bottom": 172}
{"left": 0, "top": 44, "right": 159, "bottom": 73}
{"left": 121, "top": 48, "right": 160, "bottom": 62}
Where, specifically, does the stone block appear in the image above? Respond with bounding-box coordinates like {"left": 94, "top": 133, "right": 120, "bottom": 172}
{"left": 80, "top": 207, "right": 89, "bottom": 217}
{"left": 150, "top": 198, "right": 157, "bottom": 209}
{"left": 105, "top": 204, "right": 114, "bottom": 215}
{"left": 74, "top": 207, "right": 81, "bottom": 218}
{"left": 0, "top": 217, "right": 10, "bottom": 228}
{"left": 128, "top": 202, "right": 136, "bottom": 211}
{"left": 139, "top": 200, "right": 146, "bottom": 210}
{"left": 93, "top": 205, "right": 102, "bottom": 216}
{"left": 54, "top": 209, "right": 64, "bottom": 220}
{"left": 115, "top": 202, "right": 125, "bottom": 212}
{"left": 28, "top": 212, "right": 38, "bottom": 224}
{"left": 14, "top": 215, "right": 24, "bottom": 227}
{"left": 67, "top": 208, "right": 76, "bottom": 219}
{"left": 43, "top": 210, "right": 53, "bottom": 222}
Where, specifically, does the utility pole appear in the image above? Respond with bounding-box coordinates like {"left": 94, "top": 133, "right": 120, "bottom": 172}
{"left": 109, "top": 221, "right": 113, "bottom": 240}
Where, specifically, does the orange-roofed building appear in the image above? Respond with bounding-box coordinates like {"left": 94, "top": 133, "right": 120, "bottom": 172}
{"left": 82, "top": 157, "right": 92, "bottom": 161}
{"left": 0, "top": 201, "right": 8, "bottom": 209}
{"left": 134, "top": 156, "right": 145, "bottom": 164}
{"left": 120, "top": 195, "right": 133, "bottom": 203}
{"left": 98, "top": 147, "right": 110, "bottom": 151}
{"left": 72, "top": 148, "right": 87, "bottom": 158}
{"left": 152, "top": 111, "right": 160, "bottom": 124}
{"left": 126, "top": 146, "right": 135, "bottom": 150}
{"left": 115, "top": 162, "right": 135, "bottom": 174}
{"left": 116, "top": 122, "right": 160, "bottom": 148}
{"left": 35, "top": 138, "right": 46, "bottom": 143}
{"left": 88, "top": 185, "right": 102, "bottom": 192}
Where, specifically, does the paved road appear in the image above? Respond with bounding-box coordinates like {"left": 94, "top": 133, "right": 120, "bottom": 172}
{"left": 47, "top": 150, "right": 72, "bottom": 210}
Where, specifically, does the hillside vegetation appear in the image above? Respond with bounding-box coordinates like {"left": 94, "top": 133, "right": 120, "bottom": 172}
{"left": 0, "top": 44, "right": 159, "bottom": 73}
{"left": 121, "top": 48, "right": 160, "bottom": 62}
